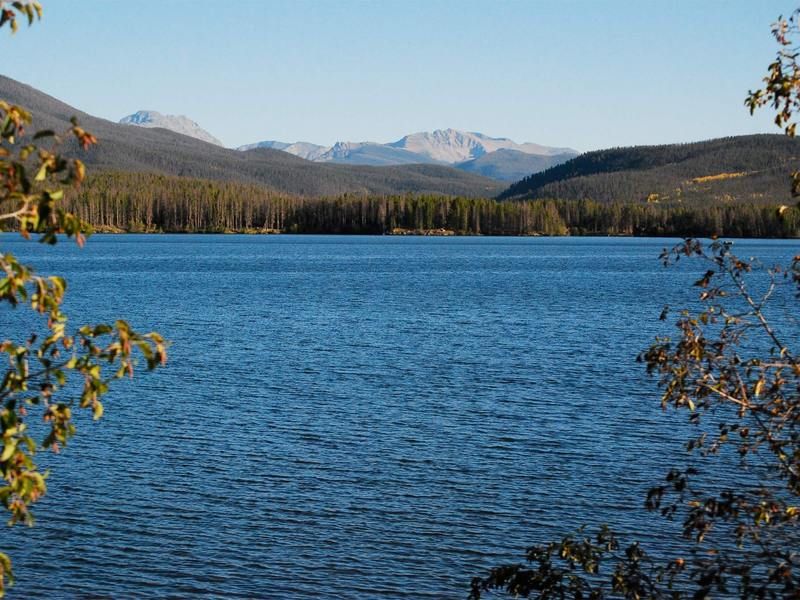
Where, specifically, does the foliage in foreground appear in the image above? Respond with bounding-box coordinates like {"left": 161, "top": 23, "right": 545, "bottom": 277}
{"left": 471, "top": 11, "right": 800, "bottom": 599}
{"left": 0, "top": 2, "right": 166, "bottom": 595}
{"left": 471, "top": 239, "right": 800, "bottom": 598}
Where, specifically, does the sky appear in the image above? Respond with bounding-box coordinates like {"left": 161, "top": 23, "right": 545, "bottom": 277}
{"left": 0, "top": 0, "right": 796, "bottom": 151}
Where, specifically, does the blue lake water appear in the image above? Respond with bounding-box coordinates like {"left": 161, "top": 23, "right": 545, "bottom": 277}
{"left": 1, "top": 234, "right": 798, "bottom": 598}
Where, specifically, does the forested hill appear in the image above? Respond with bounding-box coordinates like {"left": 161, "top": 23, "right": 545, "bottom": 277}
{"left": 498, "top": 135, "right": 800, "bottom": 204}
{"left": 56, "top": 171, "right": 800, "bottom": 238}
{"left": 0, "top": 75, "right": 503, "bottom": 198}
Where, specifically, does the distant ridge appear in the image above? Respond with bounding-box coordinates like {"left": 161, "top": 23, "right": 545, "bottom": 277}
{"left": 457, "top": 149, "right": 579, "bottom": 182}
{"left": 498, "top": 135, "right": 800, "bottom": 204}
{"left": 388, "top": 128, "right": 575, "bottom": 163}
{"left": 119, "top": 110, "right": 223, "bottom": 146}
{"left": 0, "top": 75, "right": 503, "bottom": 198}
{"left": 236, "top": 140, "right": 328, "bottom": 160}
{"left": 317, "top": 142, "right": 441, "bottom": 166}
{"left": 237, "top": 128, "right": 578, "bottom": 181}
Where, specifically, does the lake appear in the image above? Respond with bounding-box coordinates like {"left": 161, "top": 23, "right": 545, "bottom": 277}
{"left": 2, "top": 235, "right": 797, "bottom": 598}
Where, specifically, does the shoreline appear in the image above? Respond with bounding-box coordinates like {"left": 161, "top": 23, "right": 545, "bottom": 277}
{"left": 21, "top": 227, "right": 796, "bottom": 240}
{"left": 3, "top": 226, "right": 797, "bottom": 240}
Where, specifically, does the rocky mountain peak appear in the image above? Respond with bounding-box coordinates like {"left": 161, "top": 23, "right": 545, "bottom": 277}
{"left": 119, "top": 110, "right": 223, "bottom": 146}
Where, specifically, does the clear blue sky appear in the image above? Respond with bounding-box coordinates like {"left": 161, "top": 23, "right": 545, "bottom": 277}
{"left": 0, "top": 1, "right": 795, "bottom": 150}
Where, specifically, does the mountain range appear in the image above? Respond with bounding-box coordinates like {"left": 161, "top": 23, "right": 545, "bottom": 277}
{"left": 234, "top": 129, "right": 578, "bottom": 181}
{"left": 0, "top": 75, "right": 503, "bottom": 197}
{"left": 7, "top": 75, "right": 796, "bottom": 205}
{"left": 118, "top": 109, "right": 578, "bottom": 182}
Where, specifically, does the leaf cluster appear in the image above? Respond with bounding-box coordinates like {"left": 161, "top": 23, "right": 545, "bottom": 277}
{"left": 745, "top": 10, "right": 800, "bottom": 195}
{"left": 471, "top": 240, "right": 800, "bottom": 599}
{"left": 471, "top": 12, "right": 800, "bottom": 595}
{"left": 0, "top": 3, "right": 167, "bottom": 595}
{"left": 0, "top": 1, "right": 41, "bottom": 35}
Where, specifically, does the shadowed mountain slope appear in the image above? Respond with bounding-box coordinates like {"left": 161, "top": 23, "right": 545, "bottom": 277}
{"left": 457, "top": 149, "right": 578, "bottom": 182}
{"left": 499, "top": 135, "right": 800, "bottom": 204}
{"left": 316, "top": 142, "right": 441, "bottom": 166}
{"left": 0, "top": 75, "right": 503, "bottom": 197}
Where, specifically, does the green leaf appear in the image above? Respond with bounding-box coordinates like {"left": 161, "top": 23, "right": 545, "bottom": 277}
{"left": 0, "top": 441, "right": 17, "bottom": 462}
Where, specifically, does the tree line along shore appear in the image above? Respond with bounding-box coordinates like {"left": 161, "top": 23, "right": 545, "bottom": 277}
{"left": 14, "top": 171, "right": 799, "bottom": 238}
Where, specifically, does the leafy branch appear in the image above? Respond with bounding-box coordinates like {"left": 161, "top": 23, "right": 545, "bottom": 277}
{"left": 0, "top": 2, "right": 168, "bottom": 595}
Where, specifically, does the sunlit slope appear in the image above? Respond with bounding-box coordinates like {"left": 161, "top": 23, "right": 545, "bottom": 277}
{"left": 499, "top": 135, "right": 800, "bottom": 204}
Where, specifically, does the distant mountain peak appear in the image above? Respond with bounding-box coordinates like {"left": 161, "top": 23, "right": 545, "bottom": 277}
{"left": 237, "top": 128, "right": 577, "bottom": 180}
{"left": 319, "top": 141, "right": 371, "bottom": 161}
{"left": 119, "top": 110, "right": 223, "bottom": 146}
{"left": 119, "top": 110, "right": 160, "bottom": 125}
{"left": 236, "top": 140, "right": 328, "bottom": 160}
{"left": 388, "top": 129, "right": 576, "bottom": 164}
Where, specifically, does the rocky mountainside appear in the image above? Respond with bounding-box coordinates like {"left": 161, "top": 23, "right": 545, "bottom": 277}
{"left": 237, "top": 140, "right": 328, "bottom": 161}
{"left": 388, "top": 129, "right": 575, "bottom": 163}
{"left": 237, "top": 128, "right": 578, "bottom": 181}
{"left": 0, "top": 75, "right": 502, "bottom": 198}
{"left": 119, "top": 110, "right": 223, "bottom": 146}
